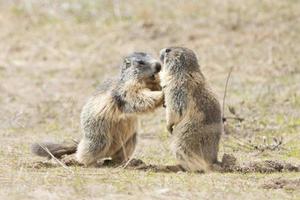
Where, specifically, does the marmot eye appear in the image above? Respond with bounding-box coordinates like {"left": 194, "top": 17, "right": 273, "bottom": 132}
{"left": 165, "top": 48, "right": 171, "bottom": 53}
{"left": 137, "top": 60, "right": 145, "bottom": 65}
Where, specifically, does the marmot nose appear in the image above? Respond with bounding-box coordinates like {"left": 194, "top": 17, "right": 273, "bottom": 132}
{"left": 154, "top": 62, "right": 161, "bottom": 73}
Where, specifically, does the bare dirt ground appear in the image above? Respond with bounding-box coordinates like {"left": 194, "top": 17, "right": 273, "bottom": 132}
{"left": 0, "top": 0, "right": 299, "bottom": 199}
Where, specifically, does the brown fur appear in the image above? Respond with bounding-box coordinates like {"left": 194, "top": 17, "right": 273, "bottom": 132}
{"left": 160, "top": 47, "right": 223, "bottom": 172}
{"left": 32, "top": 52, "right": 163, "bottom": 166}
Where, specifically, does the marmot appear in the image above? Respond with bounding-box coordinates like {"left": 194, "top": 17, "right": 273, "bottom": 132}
{"left": 32, "top": 52, "right": 163, "bottom": 166}
{"left": 159, "top": 47, "right": 222, "bottom": 172}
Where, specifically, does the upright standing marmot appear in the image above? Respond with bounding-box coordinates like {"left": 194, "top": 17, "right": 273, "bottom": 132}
{"left": 159, "top": 47, "right": 222, "bottom": 172}
{"left": 32, "top": 52, "right": 163, "bottom": 166}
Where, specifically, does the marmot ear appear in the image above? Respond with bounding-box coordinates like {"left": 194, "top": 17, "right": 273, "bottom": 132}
{"left": 124, "top": 59, "right": 131, "bottom": 69}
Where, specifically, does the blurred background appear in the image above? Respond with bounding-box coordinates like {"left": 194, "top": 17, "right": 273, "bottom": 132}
{"left": 0, "top": 0, "right": 299, "bottom": 199}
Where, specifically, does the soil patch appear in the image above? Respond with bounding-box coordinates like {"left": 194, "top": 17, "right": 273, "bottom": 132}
{"left": 262, "top": 178, "right": 300, "bottom": 190}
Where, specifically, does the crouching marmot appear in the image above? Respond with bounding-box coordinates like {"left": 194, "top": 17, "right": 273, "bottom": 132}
{"left": 159, "top": 47, "right": 222, "bottom": 172}
{"left": 32, "top": 52, "right": 163, "bottom": 166}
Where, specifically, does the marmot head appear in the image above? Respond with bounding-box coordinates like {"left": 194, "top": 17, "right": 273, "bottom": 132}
{"left": 159, "top": 47, "right": 200, "bottom": 74}
{"left": 120, "top": 52, "right": 161, "bottom": 82}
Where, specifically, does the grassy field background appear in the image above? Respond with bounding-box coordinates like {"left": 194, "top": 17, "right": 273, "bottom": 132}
{"left": 0, "top": 0, "right": 299, "bottom": 199}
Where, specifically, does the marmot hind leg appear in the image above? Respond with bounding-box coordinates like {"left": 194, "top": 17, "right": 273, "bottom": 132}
{"left": 76, "top": 137, "right": 110, "bottom": 166}
{"left": 175, "top": 147, "right": 210, "bottom": 172}
{"left": 109, "top": 132, "right": 137, "bottom": 165}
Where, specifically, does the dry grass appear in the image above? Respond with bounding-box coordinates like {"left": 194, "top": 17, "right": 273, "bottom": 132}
{"left": 0, "top": 0, "right": 300, "bottom": 199}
